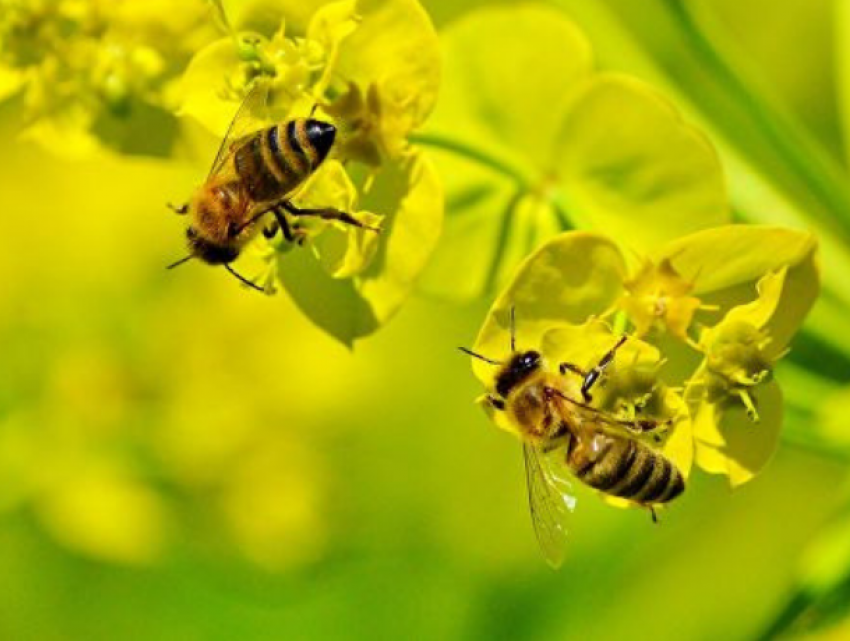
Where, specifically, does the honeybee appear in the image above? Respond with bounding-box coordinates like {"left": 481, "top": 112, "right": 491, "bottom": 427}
{"left": 168, "top": 81, "right": 378, "bottom": 290}
{"left": 461, "top": 311, "right": 684, "bottom": 567}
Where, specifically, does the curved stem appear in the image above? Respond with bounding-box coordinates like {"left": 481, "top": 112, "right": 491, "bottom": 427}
{"left": 484, "top": 189, "right": 526, "bottom": 294}
{"left": 410, "top": 132, "right": 535, "bottom": 190}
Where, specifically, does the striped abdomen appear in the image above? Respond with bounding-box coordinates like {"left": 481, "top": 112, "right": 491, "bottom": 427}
{"left": 566, "top": 430, "right": 684, "bottom": 505}
{"left": 233, "top": 119, "right": 334, "bottom": 203}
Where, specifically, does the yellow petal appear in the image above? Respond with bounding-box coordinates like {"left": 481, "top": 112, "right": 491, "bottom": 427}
{"left": 178, "top": 37, "right": 246, "bottom": 136}
{"left": 426, "top": 4, "right": 593, "bottom": 171}
{"left": 470, "top": 232, "right": 626, "bottom": 383}
{"left": 658, "top": 225, "right": 817, "bottom": 296}
{"left": 553, "top": 74, "right": 730, "bottom": 250}
{"left": 336, "top": 0, "right": 440, "bottom": 139}
{"left": 662, "top": 390, "right": 694, "bottom": 478}
{"left": 693, "top": 379, "right": 784, "bottom": 487}
{"left": 277, "top": 149, "right": 442, "bottom": 344}
{"left": 293, "top": 160, "right": 382, "bottom": 278}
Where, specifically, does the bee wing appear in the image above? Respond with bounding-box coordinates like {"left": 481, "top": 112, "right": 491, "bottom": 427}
{"left": 207, "top": 80, "right": 272, "bottom": 179}
{"left": 523, "top": 442, "right": 576, "bottom": 569}
{"left": 549, "top": 386, "right": 667, "bottom": 437}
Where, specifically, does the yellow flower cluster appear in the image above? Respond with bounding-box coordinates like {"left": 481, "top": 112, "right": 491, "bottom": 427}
{"left": 0, "top": 0, "right": 218, "bottom": 154}
{"left": 178, "top": 0, "right": 443, "bottom": 344}
{"left": 469, "top": 226, "right": 819, "bottom": 490}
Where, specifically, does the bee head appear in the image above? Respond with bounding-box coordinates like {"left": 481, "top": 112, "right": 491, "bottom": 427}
{"left": 495, "top": 351, "right": 542, "bottom": 398}
{"left": 186, "top": 227, "right": 239, "bottom": 265}
{"left": 305, "top": 119, "right": 336, "bottom": 165}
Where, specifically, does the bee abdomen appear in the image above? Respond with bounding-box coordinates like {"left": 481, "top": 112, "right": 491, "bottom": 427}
{"left": 608, "top": 441, "right": 684, "bottom": 505}
{"left": 569, "top": 434, "right": 684, "bottom": 505}
{"left": 570, "top": 435, "right": 627, "bottom": 490}
{"left": 234, "top": 123, "right": 309, "bottom": 202}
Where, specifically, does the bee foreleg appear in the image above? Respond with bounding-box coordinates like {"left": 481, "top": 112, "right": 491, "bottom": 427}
{"left": 263, "top": 220, "right": 279, "bottom": 239}
{"left": 580, "top": 335, "right": 628, "bottom": 402}
{"left": 167, "top": 202, "right": 189, "bottom": 215}
{"left": 281, "top": 201, "right": 381, "bottom": 233}
{"left": 487, "top": 395, "right": 505, "bottom": 411}
{"left": 559, "top": 362, "right": 587, "bottom": 378}
{"left": 271, "top": 206, "right": 295, "bottom": 242}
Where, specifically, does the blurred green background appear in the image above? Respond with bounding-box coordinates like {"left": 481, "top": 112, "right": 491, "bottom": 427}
{"left": 2, "top": 0, "right": 850, "bottom": 639}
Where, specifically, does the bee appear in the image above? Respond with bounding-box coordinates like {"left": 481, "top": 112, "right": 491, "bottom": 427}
{"left": 461, "top": 310, "right": 684, "bottom": 567}
{"left": 168, "top": 82, "right": 378, "bottom": 291}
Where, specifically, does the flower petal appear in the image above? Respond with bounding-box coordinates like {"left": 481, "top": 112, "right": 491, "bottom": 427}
{"left": 661, "top": 225, "right": 819, "bottom": 355}
{"left": 470, "top": 232, "right": 626, "bottom": 383}
{"left": 276, "top": 149, "right": 442, "bottom": 345}
{"left": 553, "top": 74, "right": 729, "bottom": 251}
{"left": 658, "top": 225, "right": 817, "bottom": 295}
{"left": 693, "top": 378, "right": 784, "bottom": 487}
{"left": 335, "top": 0, "right": 440, "bottom": 139}
{"left": 426, "top": 4, "right": 593, "bottom": 171}
{"left": 294, "top": 160, "right": 382, "bottom": 279}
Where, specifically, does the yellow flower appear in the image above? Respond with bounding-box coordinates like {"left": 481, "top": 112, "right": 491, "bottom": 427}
{"left": 468, "top": 225, "right": 819, "bottom": 490}
{"left": 179, "top": 0, "right": 443, "bottom": 345}
{"left": 617, "top": 257, "right": 708, "bottom": 344}
{"left": 418, "top": 4, "right": 729, "bottom": 300}
{"left": 0, "top": 0, "right": 218, "bottom": 155}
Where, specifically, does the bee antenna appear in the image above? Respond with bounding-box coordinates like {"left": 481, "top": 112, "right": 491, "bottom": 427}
{"left": 167, "top": 255, "right": 194, "bottom": 269}
{"left": 459, "top": 347, "right": 502, "bottom": 366}
{"left": 224, "top": 263, "right": 267, "bottom": 294}
{"left": 510, "top": 306, "right": 517, "bottom": 352}
{"left": 309, "top": 102, "right": 318, "bottom": 117}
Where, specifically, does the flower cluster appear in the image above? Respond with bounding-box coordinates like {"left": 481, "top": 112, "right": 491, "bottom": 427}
{"left": 0, "top": 0, "right": 218, "bottom": 155}
{"left": 178, "top": 0, "right": 443, "bottom": 345}
{"left": 468, "top": 227, "right": 819, "bottom": 489}
{"left": 417, "top": 4, "right": 728, "bottom": 301}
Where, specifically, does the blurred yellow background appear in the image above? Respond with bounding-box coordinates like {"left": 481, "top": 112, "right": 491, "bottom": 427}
{"left": 1, "top": 0, "right": 850, "bottom": 639}
{"left": 0, "top": 92, "right": 843, "bottom": 640}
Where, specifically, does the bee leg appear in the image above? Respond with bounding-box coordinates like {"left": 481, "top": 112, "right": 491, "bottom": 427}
{"left": 559, "top": 362, "right": 587, "bottom": 378}
{"left": 271, "top": 206, "right": 297, "bottom": 242}
{"left": 649, "top": 506, "right": 659, "bottom": 524}
{"left": 168, "top": 202, "right": 189, "bottom": 215}
{"left": 263, "top": 220, "right": 279, "bottom": 239}
{"left": 487, "top": 395, "right": 505, "bottom": 411}
{"left": 280, "top": 201, "right": 381, "bottom": 233}
{"left": 580, "top": 335, "right": 628, "bottom": 402}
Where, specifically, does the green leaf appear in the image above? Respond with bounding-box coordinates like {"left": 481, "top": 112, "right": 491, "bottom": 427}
{"left": 708, "top": 0, "right": 843, "bottom": 160}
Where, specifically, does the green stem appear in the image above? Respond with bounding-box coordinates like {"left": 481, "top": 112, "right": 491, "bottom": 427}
{"left": 662, "top": 0, "right": 850, "bottom": 235}
{"left": 410, "top": 132, "right": 534, "bottom": 190}
{"left": 484, "top": 189, "right": 526, "bottom": 294}
{"left": 413, "top": 132, "right": 585, "bottom": 236}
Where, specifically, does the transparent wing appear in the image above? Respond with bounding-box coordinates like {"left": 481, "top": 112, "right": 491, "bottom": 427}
{"left": 549, "top": 386, "right": 671, "bottom": 438}
{"left": 523, "top": 442, "right": 576, "bottom": 569}
{"left": 207, "top": 80, "right": 271, "bottom": 179}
